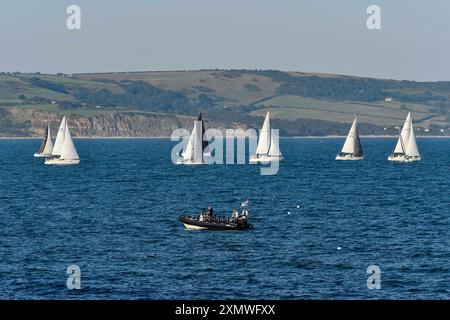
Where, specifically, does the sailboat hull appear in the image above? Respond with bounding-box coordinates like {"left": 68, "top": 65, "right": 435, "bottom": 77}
{"left": 45, "top": 158, "right": 80, "bottom": 165}
{"left": 387, "top": 154, "right": 420, "bottom": 162}
{"left": 335, "top": 154, "right": 364, "bottom": 161}
{"left": 176, "top": 159, "right": 206, "bottom": 165}
{"left": 181, "top": 152, "right": 211, "bottom": 157}
{"left": 249, "top": 155, "right": 283, "bottom": 163}
{"left": 34, "top": 153, "right": 50, "bottom": 158}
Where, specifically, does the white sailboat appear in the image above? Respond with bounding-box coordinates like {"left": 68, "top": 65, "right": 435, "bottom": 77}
{"left": 34, "top": 124, "right": 54, "bottom": 157}
{"left": 45, "top": 117, "right": 80, "bottom": 165}
{"left": 177, "top": 117, "right": 206, "bottom": 165}
{"left": 181, "top": 113, "right": 210, "bottom": 158}
{"left": 335, "top": 115, "right": 364, "bottom": 160}
{"left": 250, "top": 111, "right": 282, "bottom": 163}
{"left": 388, "top": 112, "right": 421, "bottom": 162}
{"left": 51, "top": 116, "right": 67, "bottom": 158}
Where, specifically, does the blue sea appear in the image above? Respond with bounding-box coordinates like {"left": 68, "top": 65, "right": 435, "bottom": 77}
{"left": 0, "top": 138, "right": 449, "bottom": 300}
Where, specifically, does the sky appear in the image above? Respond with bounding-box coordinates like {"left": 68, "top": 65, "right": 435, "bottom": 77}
{"left": 0, "top": 0, "right": 449, "bottom": 81}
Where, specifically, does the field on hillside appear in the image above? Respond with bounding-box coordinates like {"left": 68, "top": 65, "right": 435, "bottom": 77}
{"left": 253, "top": 95, "right": 444, "bottom": 127}
{"left": 0, "top": 74, "right": 72, "bottom": 103}
{"left": 76, "top": 70, "right": 279, "bottom": 106}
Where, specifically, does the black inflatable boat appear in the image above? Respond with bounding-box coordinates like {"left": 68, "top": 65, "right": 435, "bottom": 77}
{"left": 179, "top": 201, "right": 252, "bottom": 230}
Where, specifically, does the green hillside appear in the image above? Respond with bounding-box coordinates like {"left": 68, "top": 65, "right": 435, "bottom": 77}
{"left": 0, "top": 70, "right": 449, "bottom": 136}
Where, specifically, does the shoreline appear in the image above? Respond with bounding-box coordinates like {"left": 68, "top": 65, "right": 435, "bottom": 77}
{"left": 294, "top": 135, "right": 450, "bottom": 139}
{"left": 1, "top": 135, "right": 449, "bottom": 140}
{"left": 0, "top": 136, "right": 170, "bottom": 140}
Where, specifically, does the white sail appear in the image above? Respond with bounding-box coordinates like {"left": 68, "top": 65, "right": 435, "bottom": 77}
{"left": 60, "top": 123, "right": 79, "bottom": 160}
{"left": 183, "top": 123, "right": 196, "bottom": 161}
{"left": 42, "top": 125, "right": 54, "bottom": 155}
{"left": 255, "top": 111, "right": 271, "bottom": 155}
{"left": 183, "top": 120, "right": 203, "bottom": 163}
{"left": 192, "top": 120, "right": 203, "bottom": 163}
{"left": 52, "top": 116, "right": 67, "bottom": 156}
{"left": 268, "top": 129, "right": 281, "bottom": 157}
{"left": 393, "top": 113, "right": 411, "bottom": 154}
{"left": 405, "top": 117, "right": 420, "bottom": 157}
{"left": 341, "top": 116, "right": 357, "bottom": 154}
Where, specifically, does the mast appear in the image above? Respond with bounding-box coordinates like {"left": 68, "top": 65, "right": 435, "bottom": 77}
{"left": 255, "top": 111, "right": 271, "bottom": 156}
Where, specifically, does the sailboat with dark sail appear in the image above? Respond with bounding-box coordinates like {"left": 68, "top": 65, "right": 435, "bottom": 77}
{"left": 34, "top": 124, "right": 54, "bottom": 157}
{"left": 388, "top": 112, "right": 421, "bottom": 162}
{"left": 335, "top": 115, "right": 364, "bottom": 160}
{"left": 177, "top": 113, "right": 209, "bottom": 165}
{"left": 197, "top": 113, "right": 210, "bottom": 156}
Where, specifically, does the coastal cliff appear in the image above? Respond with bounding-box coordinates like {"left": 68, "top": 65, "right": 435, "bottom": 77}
{"left": 0, "top": 107, "right": 247, "bottom": 137}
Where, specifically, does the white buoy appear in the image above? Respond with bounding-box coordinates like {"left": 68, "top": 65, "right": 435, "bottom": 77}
{"left": 337, "top": 246, "right": 342, "bottom": 250}
{"left": 287, "top": 211, "right": 291, "bottom": 215}
{"left": 296, "top": 205, "right": 300, "bottom": 208}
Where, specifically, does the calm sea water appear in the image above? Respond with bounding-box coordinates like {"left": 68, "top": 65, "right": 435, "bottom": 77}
{"left": 0, "top": 138, "right": 449, "bottom": 300}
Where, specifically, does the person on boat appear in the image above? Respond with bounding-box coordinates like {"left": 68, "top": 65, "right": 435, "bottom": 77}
{"left": 231, "top": 208, "right": 239, "bottom": 221}
{"left": 207, "top": 206, "right": 214, "bottom": 217}
{"left": 199, "top": 212, "right": 204, "bottom": 222}
{"left": 240, "top": 208, "right": 248, "bottom": 220}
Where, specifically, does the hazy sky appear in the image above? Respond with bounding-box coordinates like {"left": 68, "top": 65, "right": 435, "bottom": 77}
{"left": 0, "top": 0, "right": 449, "bottom": 81}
